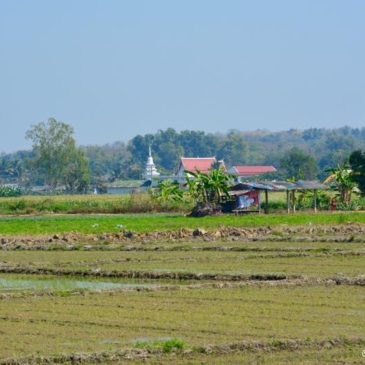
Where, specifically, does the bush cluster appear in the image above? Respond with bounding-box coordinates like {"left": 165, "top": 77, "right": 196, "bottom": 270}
{"left": 0, "top": 186, "right": 23, "bottom": 197}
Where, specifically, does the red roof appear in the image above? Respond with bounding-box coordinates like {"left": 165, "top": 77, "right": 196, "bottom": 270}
{"left": 180, "top": 157, "right": 216, "bottom": 173}
{"left": 232, "top": 166, "right": 277, "bottom": 176}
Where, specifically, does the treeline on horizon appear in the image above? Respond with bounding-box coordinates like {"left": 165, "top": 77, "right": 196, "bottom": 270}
{"left": 1, "top": 126, "right": 365, "bottom": 187}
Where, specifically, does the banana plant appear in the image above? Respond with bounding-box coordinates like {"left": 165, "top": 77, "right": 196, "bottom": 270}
{"left": 185, "top": 168, "right": 232, "bottom": 205}
{"left": 324, "top": 162, "right": 357, "bottom": 205}
{"left": 153, "top": 179, "right": 184, "bottom": 203}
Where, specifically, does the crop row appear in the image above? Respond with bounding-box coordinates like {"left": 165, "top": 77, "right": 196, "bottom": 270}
{"left": 0, "top": 249, "right": 364, "bottom": 279}
{"left": 0, "top": 285, "right": 363, "bottom": 360}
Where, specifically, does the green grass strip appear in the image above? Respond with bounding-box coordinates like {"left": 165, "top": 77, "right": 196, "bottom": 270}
{"left": 0, "top": 212, "right": 365, "bottom": 235}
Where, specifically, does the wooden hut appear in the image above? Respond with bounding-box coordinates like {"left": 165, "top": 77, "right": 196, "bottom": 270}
{"left": 229, "top": 181, "right": 328, "bottom": 214}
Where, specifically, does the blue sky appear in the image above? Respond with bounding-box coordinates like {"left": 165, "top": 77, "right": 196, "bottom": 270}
{"left": 1, "top": 0, "right": 365, "bottom": 152}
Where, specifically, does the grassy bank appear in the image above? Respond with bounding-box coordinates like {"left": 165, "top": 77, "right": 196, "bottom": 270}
{"left": 0, "top": 194, "right": 193, "bottom": 215}
{"left": 0, "top": 211, "right": 365, "bottom": 235}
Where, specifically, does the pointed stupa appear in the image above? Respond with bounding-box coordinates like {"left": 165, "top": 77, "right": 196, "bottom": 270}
{"left": 143, "top": 145, "right": 160, "bottom": 180}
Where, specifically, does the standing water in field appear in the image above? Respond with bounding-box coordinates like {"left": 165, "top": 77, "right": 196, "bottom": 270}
{"left": 0, "top": 275, "right": 159, "bottom": 291}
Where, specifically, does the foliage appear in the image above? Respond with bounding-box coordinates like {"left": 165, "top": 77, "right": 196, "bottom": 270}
{"left": 0, "top": 154, "right": 25, "bottom": 182}
{"left": 63, "top": 148, "right": 90, "bottom": 193}
{"left": 324, "top": 162, "right": 356, "bottom": 205}
{"left": 0, "top": 186, "right": 23, "bottom": 197}
{"left": 152, "top": 179, "right": 184, "bottom": 203}
{"left": 296, "top": 190, "right": 331, "bottom": 209}
{"left": 335, "top": 200, "right": 360, "bottom": 211}
{"left": 125, "top": 127, "right": 364, "bottom": 179}
{"left": 82, "top": 141, "right": 131, "bottom": 183}
{"left": 186, "top": 168, "right": 232, "bottom": 205}
{"left": 216, "top": 131, "right": 247, "bottom": 165}
{"left": 0, "top": 189, "right": 362, "bottom": 217}
{"left": 3, "top": 126, "right": 365, "bottom": 185}
{"left": 25, "top": 118, "right": 90, "bottom": 192}
{"left": 280, "top": 147, "right": 318, "bottom": 180}
{"left": 349, "top": 149, "right": 365, "bottom": 195}
{"left": 134, "top": 338, "right": 186, "bottom": 353}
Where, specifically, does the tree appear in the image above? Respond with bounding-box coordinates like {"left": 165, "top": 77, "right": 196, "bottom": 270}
{"left": 349, "top": 150, "right": 365, "bottom": 194}
{"left": 63, "top": 148, "right": 90, "bottom": 193}
{"left": 217, "top": 132, "right": 247, "bottom": 165}
{"left": 83, "top": 141, "right": 131, "bottom": 183}
{"left": 0, "top": 155, "right": 22, "bottom": 182}
{"left": 179, "top": 130, "right": 218, "bottom": 157}
{"left": 26, "top": 118, "right": 90, "bottom": 192}
{"left": 324, "top": 162, "right": 356, "bottom": 205}
{"left": 280, "top": 147, "right": 318, "bottom": 180}
{"left": 5, "top": 125, "right": 365, "bottom": 184}
{"left": 157, "top": 142, "right": 183, "bottom": 172}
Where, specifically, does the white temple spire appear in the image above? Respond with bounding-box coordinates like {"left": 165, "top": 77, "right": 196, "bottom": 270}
{"left": 143, "top": 145, "right": 160, "bottom": 180}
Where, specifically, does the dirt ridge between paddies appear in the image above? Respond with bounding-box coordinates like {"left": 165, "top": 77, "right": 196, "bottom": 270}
{"left": 2, "top": 223, "right": 365, "bottom": 250}
{"left": 1, "top": 336, "right": 364, "bottom": 365}
{"left": 0, "top": 265, "right": 293, "bottom": 281}
{"left": 1, "top": 265, "right": 364, "bottom": 286}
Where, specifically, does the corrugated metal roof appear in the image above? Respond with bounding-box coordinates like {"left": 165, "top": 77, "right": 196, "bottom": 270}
{"left": 295, "top": 180, "right": 329, "bottom": 190}
{"left": 230, "top": 181, "right": 328, "bottom": 191}
{"left": 228, "top": 190, "right": 251, "bottom": 196}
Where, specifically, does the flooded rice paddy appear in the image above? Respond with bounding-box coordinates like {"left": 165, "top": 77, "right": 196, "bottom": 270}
{"left": 0, "top": 274, "right": 161, "bottom": 291}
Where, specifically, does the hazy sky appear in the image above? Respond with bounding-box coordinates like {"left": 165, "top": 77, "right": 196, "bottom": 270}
{"left": 1, "top": 0, "right": 365, "bottom": 152}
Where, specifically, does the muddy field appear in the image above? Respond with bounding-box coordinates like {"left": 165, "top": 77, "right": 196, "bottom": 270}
{"left": 0, "top": 218, "right": 364, "bottom": 364}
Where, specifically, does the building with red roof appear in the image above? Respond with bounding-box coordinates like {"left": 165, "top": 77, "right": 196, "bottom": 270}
{"left": 229, "top": 165, "right": 277, "bottom": 177}
{"left": 175, "top": 157, "right": 276, "bottom": 182}
{"left": 177, "top": 157, "right": 217, "bottom": 175}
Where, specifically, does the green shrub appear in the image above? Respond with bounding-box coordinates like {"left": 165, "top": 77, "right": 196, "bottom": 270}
{"left": 162, "top": 338, "right": 185, "bottom": 352}
{"left": 8, "top": 199, "right": 26, "bottom": 212}
{"left": 0, "top": 186, "right": 22, "bottom": 197}
{"left": 265, "top": 201, "right": 287, "bottom": 210}
{"left": 134, "top": 338, "right": 186, "bottom": 353}
{"left": 296, "top": 191, "right": 331, "bottom": 210}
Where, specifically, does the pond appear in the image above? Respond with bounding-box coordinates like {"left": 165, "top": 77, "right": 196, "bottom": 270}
{"left": 0, "top": 274, "right": 161, "bottom": 291}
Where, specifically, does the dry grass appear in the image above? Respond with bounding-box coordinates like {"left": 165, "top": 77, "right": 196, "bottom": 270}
{"left": 1, "top": 246, "right": 364, "bottom": 278}
{"left": 0, "top": 285, "right": 364, "bottom": 359}
{"left": 0, "top": 194, "right": 193, "bottom": 215}
{"left": 0, "top": 224, "right": 364, "bottom": 364}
